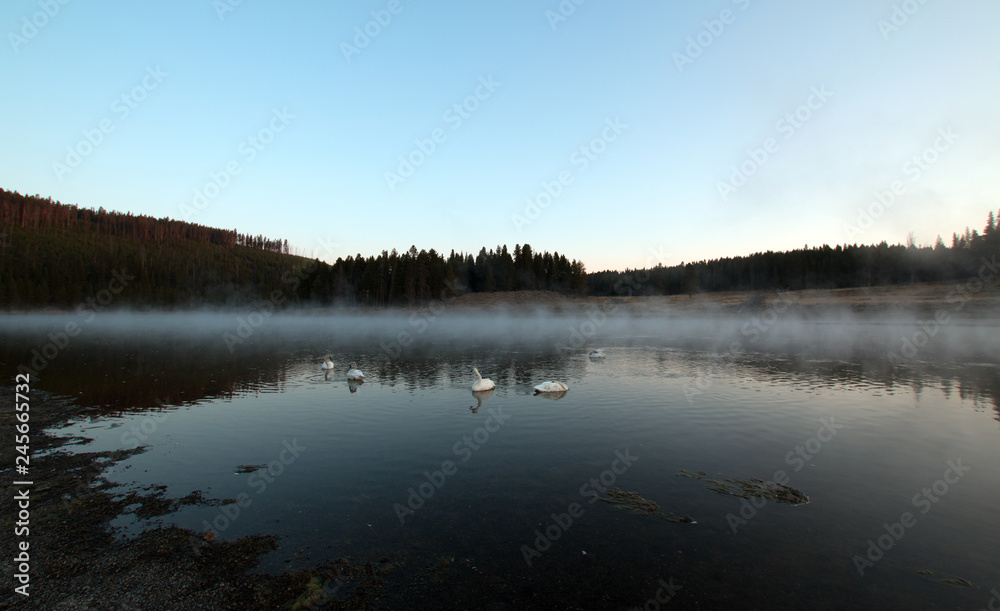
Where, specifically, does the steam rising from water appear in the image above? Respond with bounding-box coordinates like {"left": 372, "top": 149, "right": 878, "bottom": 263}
{"left": 2, "top": 304, "right": 998, "bottom": 364}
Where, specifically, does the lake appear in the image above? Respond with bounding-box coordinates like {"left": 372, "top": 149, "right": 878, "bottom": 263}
{"left": 3, "top": 310, "right": 999, "bottom": 609}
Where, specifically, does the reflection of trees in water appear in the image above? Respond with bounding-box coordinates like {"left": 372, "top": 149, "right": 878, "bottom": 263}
{"left": 0, "top": 333, "right": 595, "bottom": 413}
{"left": 351, "top": 348, "right": 589, "bottom": 392}
{"left": 0, "top": 333, "right": 298, "bottom": 413}
{"left": 715, "top": 349, "right": 1000, "bottom": 422}
{"left": 942, "top": 371, "right": 1000, "bottom": 420}
{"left": 2, "top": 330, "right": 996, "bottom": 422}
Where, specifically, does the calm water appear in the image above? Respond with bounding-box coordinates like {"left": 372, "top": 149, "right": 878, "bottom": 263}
{"left": 3, "top": 312, "right": 1000, "bottom": 609}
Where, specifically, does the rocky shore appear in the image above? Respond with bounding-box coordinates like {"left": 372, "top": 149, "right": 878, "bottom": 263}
{"left": 0, "top": 389, "right": 392, "bottom": 610}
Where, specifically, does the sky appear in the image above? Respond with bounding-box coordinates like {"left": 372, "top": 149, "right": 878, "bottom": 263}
{"left": 2, "top": 1, "right": 999, "bottom": 272}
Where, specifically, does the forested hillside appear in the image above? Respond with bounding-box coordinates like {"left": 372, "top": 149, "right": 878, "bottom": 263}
{"left": 589, "top": 211, "right": 1000, "bottom": 297}
{"left": 2, "top": 189, "right": 997, "bottom": 309}
{"left": 1, "top": 189, "right": 303, "bottom": 308}
{"left": 0, "top": 189, "right": 587, "bottom": 308}
{"left": 313, "top": 243, "right": 588, "bottom": 306}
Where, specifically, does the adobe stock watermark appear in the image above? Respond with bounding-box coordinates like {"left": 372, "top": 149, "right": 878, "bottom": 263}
{"left": 8, "top": 0, "right": 71, "bottom": 53}
{"left": 213, "top": 0, "right": 245, "bottom": 21}
{"left": 189, "top": 439, "right": 306, "bottom": 556}
{"left": 556, "top": 304, "right": 616, "bottom": 352}
{"left": 545, "top": 0, "right": 588, "bottom": 31}
{"left": 512, "top": 117, "right": 627, "bottom": 232}
{"left": 180, "top": 107, "right": 294, "bottom": 220}
{"left": 726, "top": 417, "right": 843, "bottom": 533}
{"left": 393, "top": 407, "right": 511, "bottom": 524}
{"left": 981, "top": 587, "right": 1000, "bottom": 611}
{"left": 717, "top": 85, "right": 833, "bottom": 201}
{"left": 380, "top": 279, "right": 467, "bottom": 359}
{"left": 673, "top": 0, "right": 752, "bottom": 72}
{"left": 886, "top": 255, "right": 996, "bottom": 367}
{"left": 632, "top": 577, "right": 682, "bottom": 611}
{"left": 64, "top": 399, "right": 171, "bottom": 510}
{"left": 17, "top": 269, "right": 134, "bottom": 378}
{"left": 521, "top": 448, "right": 638, "bottom": 566}
{"left": 878, "top": 0, "right": 931, "bottom": 40}
{"left": 683, "top": 290, "right": 796, "bottom": 403}
{"left": 120, "top": 398, "right": 172, "bottom": 450}
{"left": 384, "top": 75, "right": 501, "bottom": 191}
{"left": 842, "top": 127, "right": 958, "bottom": 241}
{"left": 555, "top": 246, "right": 668, "bottom": 352}
{"left": 52, "top": 66, "right": 168, "bottom": 182}
{"left": 340, "top": 0, "right": 407, "bottom": 63}
{"left": 852, "top": 458, "right": 970, "bottom": 576}
{"left": 223, "top": 237, "right": 338, "bottom": 352}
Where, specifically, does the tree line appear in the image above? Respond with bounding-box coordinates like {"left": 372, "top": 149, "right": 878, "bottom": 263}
{"left": 308, "top": 244, "right": 587, "bottom": 306}
{"left": 589, "top": 210, "right": 1000, "bottom": 296}
{"left": 2, "top": 188, "right": 997, "bottom": 308}
{"left": 0, "top": 189, "right": 587, "bottom": 308}
{"left": 0, "top": 188, "right": 288, "bottom": 254}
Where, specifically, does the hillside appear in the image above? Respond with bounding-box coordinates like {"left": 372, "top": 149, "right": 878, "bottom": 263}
{"left": 589, "top": 216, "right": 1000, "bottom": 297}
{"left": 1, "top": 189, "right": 310, "bottom": 309}
{"left": 0, "top": 189, "right": 587, "bottom": 309}
{"left": 2, "top": 188, "right": 997, "bottom": 310}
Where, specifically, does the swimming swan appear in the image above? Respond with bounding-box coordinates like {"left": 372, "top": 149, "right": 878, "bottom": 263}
{"left": 588, "top": 349, "right": 606, "bottom": 358}
{"left": 346, "top": 361, "right": 364, "bottom": 381}
{"left": 471, "top": 367, "right": 495, "bottom": 391}
{"left": 533, "top": 381, "right": 569, "bottom": 394}
{"left": 321, "top": 355, "right": 335, "bottom": 370}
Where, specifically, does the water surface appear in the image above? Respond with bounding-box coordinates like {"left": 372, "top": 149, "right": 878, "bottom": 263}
{"left": 3, "top": 312, "right": 999, "bottom": 609}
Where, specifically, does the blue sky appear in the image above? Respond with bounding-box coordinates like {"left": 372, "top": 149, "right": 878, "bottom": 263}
{"left": 3, "top": 1, "right": 998, "bottom": 272}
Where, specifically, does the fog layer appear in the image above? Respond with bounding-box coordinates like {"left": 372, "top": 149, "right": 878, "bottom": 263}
{"left": 2, "top": 303, "right": 998, "bottom": 365}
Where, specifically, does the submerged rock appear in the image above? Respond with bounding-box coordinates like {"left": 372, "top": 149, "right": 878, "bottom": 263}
{"left": 677, "top": 469, "right": 810, "bottom": 505}
{"left": 598, "top": 487, "right": 697, "bottom": 523}
{"left": 914, "top": 570, "right": 974, "bottom": 589}
{"left": 235, "top": 464, "right": 267, "bottom": 473}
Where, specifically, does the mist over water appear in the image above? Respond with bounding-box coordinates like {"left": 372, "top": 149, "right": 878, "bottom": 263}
{"left": 2, "top": 307, "right": 999, "bottom": 608}
{"left": 4, "top": 303, "right": 999, "bottom": 367}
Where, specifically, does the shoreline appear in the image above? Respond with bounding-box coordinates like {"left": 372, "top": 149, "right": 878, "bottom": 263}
{"left": 1, "top": 280, "right": 998, "bottom": 319}
{"left": 0, "top": 388, "right": 392, "bottom": 609}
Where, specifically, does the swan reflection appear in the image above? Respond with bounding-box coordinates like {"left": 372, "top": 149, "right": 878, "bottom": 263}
{"left": 470, "top": 388, "right": 495, "bottom": 412}
{"left": 535, "top": 390, "right": 568, "bottom": 401}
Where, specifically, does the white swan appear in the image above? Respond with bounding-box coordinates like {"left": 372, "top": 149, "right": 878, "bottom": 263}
{"left": 321, "top": 355, "right": 335, "bottom": 370}
{"left": 588, "top": 349, "right": 606, "bottom": 358}
{"left": 471, "top": 367, "right": 495, "bottom": 391}
{"left": 533, "top": 381, "right": 569, "bottom": 394}
{"left": 346, "top": 361, "right": 364, "bottom": 381}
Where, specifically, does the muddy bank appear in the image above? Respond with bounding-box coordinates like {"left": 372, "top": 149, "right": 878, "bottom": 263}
{"left": 0, "top": 388, "right": 394, "bottom": 610}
